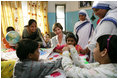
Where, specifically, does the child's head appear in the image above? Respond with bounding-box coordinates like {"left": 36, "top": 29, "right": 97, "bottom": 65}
{"left": 65, "top": 32, "right": 78, "bottom": 46}
{"left": 16, "top": 39, "right": 39, "bottom": 61}
{"left": 6, "top": 26, "right": 15, "bottom": 33}
{"left": 93, "top": 35, "right": 117, "bottom": 64}
{"left": 44, "top": 34, "right": 50, "bottom": 43}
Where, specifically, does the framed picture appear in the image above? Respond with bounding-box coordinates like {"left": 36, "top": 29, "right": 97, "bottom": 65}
{"left": 79, "top": 1, "right": 92, "bottom": 8}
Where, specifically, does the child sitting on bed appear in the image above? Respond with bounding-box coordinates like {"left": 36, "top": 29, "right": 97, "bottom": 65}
{"left": 53, "top": 32, "right": 83, "bottom": 54}
{"left": 2, "top": 26, "right": 15, "bottom": 49}
{"left": 14, "top": 39, "right": 62, "bottom": 78}
{"left": 44, "top": 33, "right": 51, "bottom": 48}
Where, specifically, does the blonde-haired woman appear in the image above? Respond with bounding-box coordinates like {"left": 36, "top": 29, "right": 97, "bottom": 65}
{"left": 51, "top": 23, "right": 66, "bottom": 48}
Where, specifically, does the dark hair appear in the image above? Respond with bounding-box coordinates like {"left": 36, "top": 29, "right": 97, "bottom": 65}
{"left": 6, "top": 26, "right": 15, "bottom": 32}
{"left": 97, "top": 35, "right": 117, "bottom": 63}
{"left": 65, "top": 32, "right": 78, "bottom": 45}
{"left": 52, "top": 23, "right": 63, "bottom": 32}
{"left": 16, "top": 39, "right": 39, "bottom": 61}
{"left": 24, "top": 25, "right": 29, "bottom": 27}
{"left": 45, "top": 33, "right": 50, "bottom": 37}
{"left": 28, "top": 19, "right": 37, "bottom": 26}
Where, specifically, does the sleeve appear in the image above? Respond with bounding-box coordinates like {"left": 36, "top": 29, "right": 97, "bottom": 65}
{"left": 36, "top": 28, "right": 48, "bottom": 47}
{"left": 62, "top": 49, "right": 103, "bottom": 78}
{"left": 73, "top": 23, "right": 77, "bottom": 35}
{"left": 35, "top": 28, "right": 42, "bottom": 42}
{"left": 39, "top": 58, "right": 62, "bottom": 77}
{"left": 69, "top": 47, "right": 90, "bottom": 68}
{"left": 87, "top": 21, "right": 117, "bottom": 52}
{"left": 2, "top": 38, "right": 7, "bottom": 44}
{"left": 22, "top": 29, "right": 28, "bottom": 39}
{"left": 50, "top": 36, "right": 57, "bottom": 47}
{"left": 2, "top": 38, "right": 11, "bottom": 48}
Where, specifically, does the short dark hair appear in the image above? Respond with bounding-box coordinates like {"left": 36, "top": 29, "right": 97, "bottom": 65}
{"left": 28, "top": 19, "right": 37, "bottom": 26}
{"left": 6, "top": 26, "right": 15, "bottom": 32}
{"left": 52, "top": 23, "right": 63, "bottom": 32}
{"left": 45, "top": 33, "right": 50, "bottom": 37}
{"left": 16, "top": 39, "right": 39, "bottom": 61}
{"left": 97, "top": 35, "right": 117, "bottom": 63}
{"left": 65, "top": 32, "right": 78, "bottom": 45}
{"left": 24, "top": 25, "right": 29, "bottom": 27}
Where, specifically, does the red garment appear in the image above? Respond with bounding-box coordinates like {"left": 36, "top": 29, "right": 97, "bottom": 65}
{"left": 53, "top": 44, "right": 67, "bottom": 52}
{"left": 75, "top": 45, "right": 89, "bottom": 61}
{"left": 53, "top": 44, "right": 83, "bottom": 53}
{"left": 97, "top": 19, "right": 101, "bottom": 24}
{"left": 50, "top": 71, "right": 61, "bottom": 77}
{"left": 75, "top": 44, "right": 83, "bottom": 53}
{"left": 2, "top": 38, "right": 11, "bottom": 48}
{"left": 53, "top": 44, "right": 89, "bottom": 61}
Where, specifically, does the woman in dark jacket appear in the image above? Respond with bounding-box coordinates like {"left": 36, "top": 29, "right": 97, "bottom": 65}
{"left": 22, "top": 19, "right": 46, "bottom": 47}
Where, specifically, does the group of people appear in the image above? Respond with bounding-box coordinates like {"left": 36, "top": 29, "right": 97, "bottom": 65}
{"left": 2, "top": 1, "right": 117, "bottom": 78}
{"left": 3, "top": 19, "right": 52, "bottom": 49}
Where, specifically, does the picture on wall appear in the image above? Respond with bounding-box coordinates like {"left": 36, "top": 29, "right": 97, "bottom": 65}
{"left": 79, "top": 1, "right": 92, "bottom": 8}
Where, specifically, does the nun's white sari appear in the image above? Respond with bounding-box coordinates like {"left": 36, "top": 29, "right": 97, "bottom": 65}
{"left": 87, "top": 1, "right": 117, "bottom": 52}
{"left": 74, "top": 10, "right": 94, "bottom": 49}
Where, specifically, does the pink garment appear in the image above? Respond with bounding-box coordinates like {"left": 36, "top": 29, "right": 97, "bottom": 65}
{"left": 53, "top": 44, "right": 67, "bottom": 52}
{"left": 53, "top": 44, "right": 83, "bottom": 53}
{"left": 75, "top": 44, "right": 83, "bottom": 53}
{"left": 50, "top": 71, "right": 61, "bottom": 77}
{"left": 53, "top": 44, "right": 89, "bottom": 61}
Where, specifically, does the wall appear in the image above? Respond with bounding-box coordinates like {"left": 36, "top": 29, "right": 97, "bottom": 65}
{"left": 48, "top": 1, "right": 98, "bottom": 32}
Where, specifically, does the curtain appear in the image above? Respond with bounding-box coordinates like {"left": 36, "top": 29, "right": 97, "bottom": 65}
{"left": 1, "top": 1, "right": 49, "bottom": 38}
{"left": 27, "top": 1, "right": 50, "bottom": 35}
{"left": 1, "top": 1, "right": 24, "bottom": 38}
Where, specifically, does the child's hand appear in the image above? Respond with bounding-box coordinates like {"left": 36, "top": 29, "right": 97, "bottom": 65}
{"left": 55, "top": 49, "right": 62, "bottom": 53}
{"left": 62, "top": 46, "right": 70, "bottom": 52}
{"left": 68, "top": 45, "right": 74, "bottom": 49}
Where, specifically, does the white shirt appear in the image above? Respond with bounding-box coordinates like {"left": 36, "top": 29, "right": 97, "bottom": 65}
{"left": 62, "top": 47, "right": 117, "bottom": 78}
{"left": 51, "top": 34, "right": 66, "bottom": 47}
{"left": 87, "top": 21, "right": 117, "bottom": 52}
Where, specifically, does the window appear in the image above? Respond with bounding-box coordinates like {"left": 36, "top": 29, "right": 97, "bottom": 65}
{"left": 56, "top": 5, "right": 66, "bottom": 31}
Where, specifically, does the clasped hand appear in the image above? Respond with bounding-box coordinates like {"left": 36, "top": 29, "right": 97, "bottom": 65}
{"left": 62, "top": 45, "right": 74, "bottom": 52}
